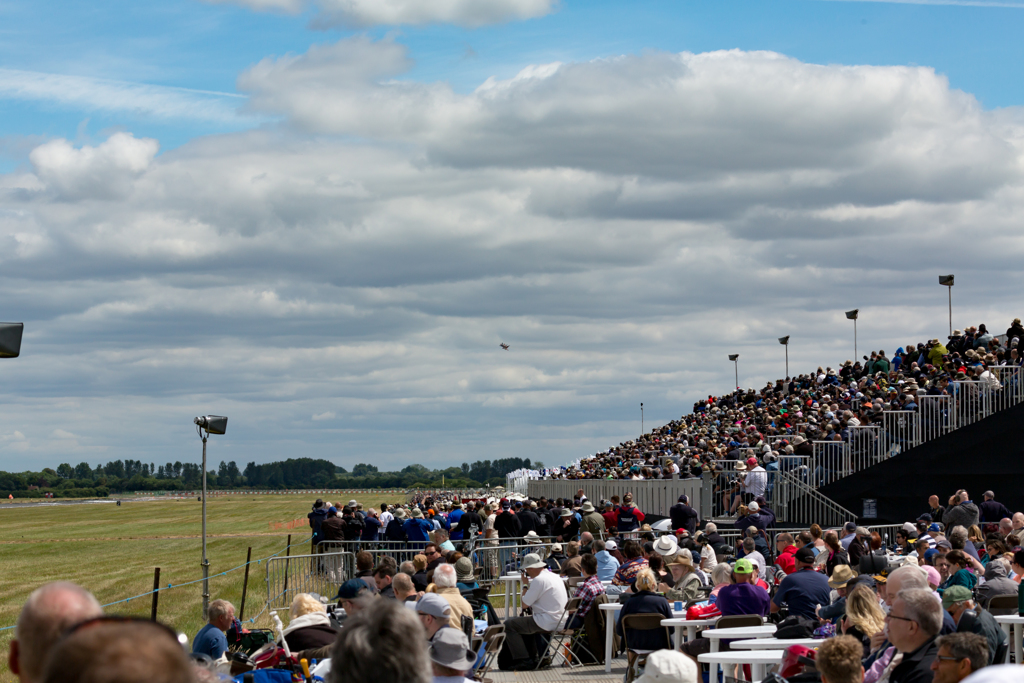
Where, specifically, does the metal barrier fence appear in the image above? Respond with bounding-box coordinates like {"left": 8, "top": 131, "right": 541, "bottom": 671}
{"left": 265, "top": 551, "right": 354, "bottom": 612}
{"left": 527, "top": 479, "right": 703, "bottom": 520}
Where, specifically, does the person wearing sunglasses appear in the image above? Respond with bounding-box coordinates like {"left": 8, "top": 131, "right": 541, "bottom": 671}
{"left": 929, "top": 632, "right": 989, "bottom": 683}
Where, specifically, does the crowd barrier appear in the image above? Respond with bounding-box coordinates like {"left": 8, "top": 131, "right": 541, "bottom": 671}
{"left": 265, "top": 550, "right": 355, "bottom": 612}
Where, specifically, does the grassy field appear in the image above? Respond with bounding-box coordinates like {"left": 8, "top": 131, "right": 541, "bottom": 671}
{"left": 0, "top": 492, "right": 407, "bottom": 682}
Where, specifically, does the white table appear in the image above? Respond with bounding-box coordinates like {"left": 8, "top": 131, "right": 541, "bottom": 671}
{"left": 499, "top": 575, "right": 522, "bottom": 621}
{"left": 731, "top": 637, "right": 823, "bottom": 650}
{"left": 994, "top": 614, "right": 1024, "bottom": 665}
{"left": 698, "top": 649, "right": 787, "bottom": 682}
{"left": 701, "top": 625, "right": 777, "bottom": 682}
{"left": 660, "top": 617, "right": 718, "bottom": 650}
{"left": 598, "top": 602, "right": 687, "bottom": 673}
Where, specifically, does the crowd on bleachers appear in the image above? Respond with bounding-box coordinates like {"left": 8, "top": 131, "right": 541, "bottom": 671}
{"left": 513, "top": 318, "right": 1024, "bottom": 485}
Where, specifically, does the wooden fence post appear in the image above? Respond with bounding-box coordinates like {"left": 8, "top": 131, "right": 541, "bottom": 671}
{"left": 151, "top": 567, "right": 161, "bottom": 621}
{"left": 239, "top": 547, "right": 252, "bottom": 622}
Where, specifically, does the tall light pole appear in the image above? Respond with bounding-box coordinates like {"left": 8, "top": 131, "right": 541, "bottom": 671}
{"left": 728, "top": 354, "right": 739, "bottom": 389}
{"left": 845, "top": 310, "right": 859, "bottom": 359}
{"left": 778, "top": 336, "right": 790, "bottom": 379}
{"left": 939, "top": 275, "right": 954, "bottom": 337}
{"left": 0, "top": 323, "right": 24, "bottom": 359}
{"left": 640, "top": 402, "right": 644, "bottom": 434}
{"left": 194, "top": 415, "right": 228, "bottom": 620}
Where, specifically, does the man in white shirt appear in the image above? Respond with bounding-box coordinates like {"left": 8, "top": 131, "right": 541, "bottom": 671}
{"left": 743, "top": 457, "right": 767, "bottom": 501}
{"left": 379, "top": 503, "right": 394, "bottom": 531}
{"left": 501, "top": 553, "right": 568, "bottom": 670}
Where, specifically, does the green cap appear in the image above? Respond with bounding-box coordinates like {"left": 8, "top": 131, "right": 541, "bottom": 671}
{"left": 941, "top": 585, "right": 972, "bottom": 609}
{"left": 733, "top": 558, "right": 754, "bottom": 575}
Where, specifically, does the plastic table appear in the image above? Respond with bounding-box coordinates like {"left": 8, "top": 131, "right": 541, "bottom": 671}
{"left": 700, "top": 625, "right": 777, "bottom": 682}
{"left": 499, "top": 575, "right": 522, "bottom": 621}
{"left": 994, "top": 614, "right": 1024, "bottom": 665}
{"left": 598, "top": 602, "right": 686, "bottom": 673}
{"left": 698, "top": 649, "right": 787, "bottom": 682}
{"left": 731, "top": 637, "right": 824, "bottom": 650}
{"left": 660, "top": 617, "right": 719, "bottom": 650}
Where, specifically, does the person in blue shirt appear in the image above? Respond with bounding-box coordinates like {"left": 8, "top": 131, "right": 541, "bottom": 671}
{"left": 403, "top": 507, "right": 434, "bottom": 547}
{"left": 448, "top": 501, "right": 465, "bottom": 540}
{"left": 771, "top": 547, "right": 831, "bottom": 620}
{"left": 360, "top": 509, "right": 382, "bottom": 542}
{"left": 192, "top": 599, "right": 234, "bottom": 659}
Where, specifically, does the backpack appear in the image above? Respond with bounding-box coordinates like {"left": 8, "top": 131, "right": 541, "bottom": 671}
{"left": 775, "top": 615, "right": 817, "bottom": 639}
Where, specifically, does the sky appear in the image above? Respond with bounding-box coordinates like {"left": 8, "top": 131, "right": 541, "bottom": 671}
{"left": 1, "top": 0, "right": 1023, "bottom": 472}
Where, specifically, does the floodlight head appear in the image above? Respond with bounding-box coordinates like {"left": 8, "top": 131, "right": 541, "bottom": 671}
{"left": 194, "top": 415, "right": 228, "bottom": 435}
{"left": 845, "top": 309, "right": 859, "bottom": 320}
{"left": 0, "top": 322, "right": 24, "bottom": 358}
{"left": 939, "top": 274, "right": 954, "bottom": 286}
{"left": 778, "top": 336, "right": 790, "bottom": 345}
{"left": 728, "top": 354, "right": 739, "bottom": 361}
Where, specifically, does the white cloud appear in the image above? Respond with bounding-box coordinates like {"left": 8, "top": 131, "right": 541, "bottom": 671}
{"left": 205, "top": 0, "right": 555, "bottom": 26}
{"left": 3, "top": 47, "right": 1024, "bottom": 470}
{"left": 29, "top": 133, "right": 159, "bottom": 200}
{"left": 0, "top": 68, "right": 248, "bottom": 123}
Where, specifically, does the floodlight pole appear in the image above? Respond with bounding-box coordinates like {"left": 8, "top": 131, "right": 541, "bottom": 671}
{"left": 640, "top": 403, "right": 644, "bottom": 434}
{"left": 734, "top": 360, "right": 739, "bottom": 389}
{"left": 854, "top": 318, "right": 857, "bottom": 360}
{"left": 201, "top": 430, "right": 209, "bottom": 620}
{"left": 948, "top": 286, "right": 952, "bottom": 337}
{"left": 785, "top": 344, "right": 788, "bottom": 379}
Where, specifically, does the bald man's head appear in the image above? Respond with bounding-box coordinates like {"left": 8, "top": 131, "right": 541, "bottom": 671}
{"left": 885, "top": 565, "right": 928, "bottom": 606}
{"left": 10, "top": 582, "right": 103, "bottom": 683}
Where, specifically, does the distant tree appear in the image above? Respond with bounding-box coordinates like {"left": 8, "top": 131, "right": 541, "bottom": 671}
{"left": 56, "top": 463, "right": 74, "bottom": 479}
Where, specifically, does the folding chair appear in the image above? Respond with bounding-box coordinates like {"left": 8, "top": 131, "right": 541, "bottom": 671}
{"left": 472, "top": 625, "right": 505, "bottom": 683}
{"left": 984, "top": 595, "right": 1018, "bottom": 616}
{"left": 567, "top": 576, "right": 586, "bottom": 589}
{"left": 620, "top": 613, "right": 671, "bottom": 683}
{"left": 538, "top": 597, "right": 599, "bottom": 669}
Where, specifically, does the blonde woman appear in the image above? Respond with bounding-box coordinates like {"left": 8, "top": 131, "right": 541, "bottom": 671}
{"left": 841, "top": 584, "right": 885, "bottom": 657}
{"left": 615, "top": 568, "right": 672, "bottom": 663}
{"left": 282, "top": 593, "right": 336, "bottom": 651}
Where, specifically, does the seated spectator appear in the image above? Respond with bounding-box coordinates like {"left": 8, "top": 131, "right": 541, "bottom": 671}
{"left": 616, "top": 569, "right": 671, "bottom": 658}
{"left": 930, "top": 632, "right": 989, "bottom": 683}
{"left": 331, "top": 599, "right": 431, "bottom": 683}
{"left": 192, "top": 599, "right": 234, "bottom": 659}
{"left": 431, "top": 564, "right": 474, "bottom": 631}
{"left": 659, "top": 554, "right": 702, "bottom": 603}
{"left": 454, "top": 557, "right": 478, "bottom": 591}
{"left": 610, "top": 540, "right": 648, "bottom": 594}
{"left": 683, "top": 559, "right": 768, "bottom": 660}
{"left": 546, "top": 543, "right": 567, "bottom": 572}
{"left": 412, "top": 554, "right": 430, "bottom": 591}
{"left": 771, "top": 547, "right": 831, "bottom": 620}
{"left": 593, "top": 539, "right": 620, "bottom": 581}
{"left": 501, "top": 552, "right": 568, "bottom": 670}
{"left": 282, "top": 593, "right": 337, "bottom": 651}
{"left": 815, "top": 635, "right": 864, "bottom": 683}
{"left": 570, "top": 553, "right": 605, "bottom": 628}
{"left": 839, "top": 584, "right": 885, "bottom": 657}
{"left": 393, "top": 572, "right": 418, "bottom": 602}
{"left": 416, "top": 594, "right": 452, "bottom": 641}
{"left": 9, "top": 582, "right": 103, "bottom": 683}
{"left": 428, "top": 627, "right": 478, "bottom": 683}
{"left": 940, "top": 551, "right": 978, "bottom": 593}
{"left": 560, "top": 541, "right": 584, "bottom": 578}
{"left": 977, "top": 559, "right": 1017, "bottom": 606}
{"left": 374, "top": 564, "right": 397, "bottom": 599}
{"left": 41, "top": 621, "right": 193, "bottom": 683}
{"left": 886, "top": 588, "right": 942, "bottom": 683}
{"left": 633, "top": 649, "right": 698, "bottom": 683}
{"left": 775, "top": 532, "right": 799, "bottom": 574}
{"left": 336, "top": 578, "right": 374, "bottom": 616}
{"left": 942, "top": 585, "right": 1007, "bottom": 665}
{"left": 708, "top": 562, "right": 733, "bottom": 603}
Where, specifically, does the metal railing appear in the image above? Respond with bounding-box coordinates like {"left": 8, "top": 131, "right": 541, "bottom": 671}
{"left": 265, "top": 551, "right": 354, "bottom": 612}
{"left": 771, "top": 467, "right": 855, "bottom": 528}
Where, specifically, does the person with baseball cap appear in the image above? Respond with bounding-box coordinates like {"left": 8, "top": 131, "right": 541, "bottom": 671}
{"left": 682, "top": 559, "right": 769, "bottom": 660}
{"left": 942, "top": 585, "right": 1007, "bottom": 665}
{"left": 771, "top": 546, "right": 831, "bottom": 620}
{"left": 415, "top": 593, "right": 453, "bottom": 641}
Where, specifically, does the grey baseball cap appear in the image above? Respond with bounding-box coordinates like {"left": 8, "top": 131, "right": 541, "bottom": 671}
{"left": 416, "top": 593, "right": 452, "bottom": 619}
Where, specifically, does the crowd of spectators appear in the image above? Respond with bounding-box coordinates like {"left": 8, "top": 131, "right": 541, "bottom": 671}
{"left": 510, "top": 318, "right": 1024, "bottom": 489}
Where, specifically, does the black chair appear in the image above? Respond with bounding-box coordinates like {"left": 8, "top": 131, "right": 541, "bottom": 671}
{"left": 984, "top": 594, "right": 1018, "bottom": 616}
{"left": 620, "top": 613, "right": 671, "bottom": 683}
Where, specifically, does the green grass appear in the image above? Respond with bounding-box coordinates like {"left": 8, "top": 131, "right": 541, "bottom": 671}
{"left": 0, "top": 492, "right": 407, "bottom": 682}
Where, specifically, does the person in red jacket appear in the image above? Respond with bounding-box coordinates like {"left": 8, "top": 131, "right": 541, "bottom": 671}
{"left": 601, "top": 499, "right": 619, "bottom": 531}
{"left": 616, "top": 493, "right": 645, "bottom": 532}
{"left": 775, "top": 532, "right": 799, "bottom": 575}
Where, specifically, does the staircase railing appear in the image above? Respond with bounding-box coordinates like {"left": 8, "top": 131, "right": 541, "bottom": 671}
{"left": 771, "top": 467, "right": 856, "bottom": 528}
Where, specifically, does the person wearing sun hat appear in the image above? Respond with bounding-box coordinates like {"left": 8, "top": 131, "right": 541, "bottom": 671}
{"left": 429, "top": 627, "right": 479, "bottom": 682}
{"left": 635, "top": 649, "right": 699, "bottom": 683}
{"left": 578, "top": 499, "right": 606, "bottom": 538}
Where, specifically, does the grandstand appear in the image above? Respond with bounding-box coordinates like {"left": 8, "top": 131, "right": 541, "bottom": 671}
{"left": 508, "top": 320, "right": 1024, "bottom": 526}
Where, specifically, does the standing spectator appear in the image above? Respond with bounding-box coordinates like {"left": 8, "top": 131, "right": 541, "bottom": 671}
{"left": 192, "top": 599, "right": 235, "bottom": 659}
{"left": 385, "top": 507, "right": 409, "bottom": 542}
{"left": 534, "top": 499, "right": 554, "bottom": 537}
{"left": 554, "top": 508, "right": 580, "bottom": 542}
{"left": 321, "top": 506, "right": 345, "bottom": 544}
{"left": 494, "top": 500, "right": 522, "bottom": 539}
{"left": 601, "top": 500, "right": 619, "bottom": 531}
{"left": 743, "top": 457, "right": 767, "bottom": 502}
{"left": 516, "top": 501, "right": 540, "bottom": 535}
{"left": 342, "top": 506, "right": 364, "bottom": 541}
{"left": 379, "top": 502, "right": 394, "bottom": 531}
{"left": 404, "top": 508, "right": 434, "bottom": 545}
{"left": 943, "top": 491, "right": 980, "bottom": 530}
{"left": 361, "top": 508, "right": 381, "bottom": 542}
{"left": 448, "top": 501, "right": 465, "bottom": 541}
{"left": 927, "top": 495, "right": 947, "bottom": 523}
{"left": 670, "top": 495, "right": 699, "bottom": 535}
{"left": 455, "top": 501, "right": 483, "bottom": 540}
{"left": 979, "top": 491, "right": 1012, "bottom": 526}
{"left": 9, "top": 582, "right": 103, "bottom": 683}
{"left": 616, "top": 493, "right": 644, "bottom": 532}
{"left": 578, "top": 501, "right": 606, "bottom": 538}
{"left": 308, "top": 499, "right": 328, "bottom": 551}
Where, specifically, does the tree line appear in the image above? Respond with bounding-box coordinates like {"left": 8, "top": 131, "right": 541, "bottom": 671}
{"left": 0, "top": 457, "right": 535, "bottom": 498}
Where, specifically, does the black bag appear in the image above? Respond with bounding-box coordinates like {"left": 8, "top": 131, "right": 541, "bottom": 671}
{"left": 859, "top": 552, "right": 887, "bottom": 575}
{"left": 775, "top": 615, "right": 817, "bottom": 639}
